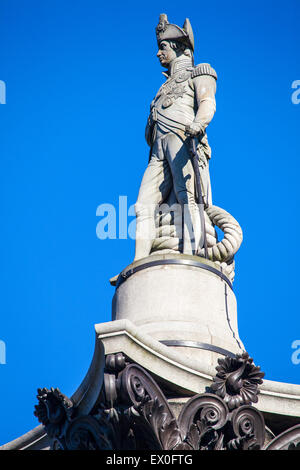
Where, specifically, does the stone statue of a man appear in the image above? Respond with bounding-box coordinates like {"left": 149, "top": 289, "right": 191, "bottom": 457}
{"left": 134, "top": 14, "right": 217, "bottom": 261}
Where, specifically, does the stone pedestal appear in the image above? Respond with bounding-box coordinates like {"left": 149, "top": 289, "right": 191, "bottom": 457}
{"left": 112, "top": 253, "right": 245, "bottom": 367}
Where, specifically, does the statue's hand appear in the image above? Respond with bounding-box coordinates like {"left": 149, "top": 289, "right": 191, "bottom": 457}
{"left": 185, "top": 122, "right": 204, "bottom": 137}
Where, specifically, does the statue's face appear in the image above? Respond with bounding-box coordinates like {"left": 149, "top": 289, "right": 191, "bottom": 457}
{"left": 157, "top": 40, "right": 177, "bottom": 68}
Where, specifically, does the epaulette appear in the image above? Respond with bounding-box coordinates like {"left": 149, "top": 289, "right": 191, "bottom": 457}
{"left": 191, "top": 63, "right": 217, "bottom": 80}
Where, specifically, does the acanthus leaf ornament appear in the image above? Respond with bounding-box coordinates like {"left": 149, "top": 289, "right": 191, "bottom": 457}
{"left": 33, "top": 351, "right": 300, "bottom": 451}
{"left": 34, "top": 387, "right": 75, "bottom": 439}
{"left": 211, "top": 352, "right": 265, "bottom": 410}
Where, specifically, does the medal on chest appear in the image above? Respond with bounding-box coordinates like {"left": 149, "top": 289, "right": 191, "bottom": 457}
{"left": 160, "top": 83, "right": 187, "bottom": 108}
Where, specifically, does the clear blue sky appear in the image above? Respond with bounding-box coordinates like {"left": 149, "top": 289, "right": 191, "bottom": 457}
{"left": 0, "top": 0, "right": 299, "bottom": 445}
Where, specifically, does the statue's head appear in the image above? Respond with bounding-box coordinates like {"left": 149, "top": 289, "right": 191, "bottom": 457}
{"left": 156, "top": 14, "right": 194, "bottom": 68}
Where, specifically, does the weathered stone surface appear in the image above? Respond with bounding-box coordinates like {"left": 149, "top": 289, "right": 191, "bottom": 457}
{"left": 95, "top": 319, "right": 300, "bottom": 421}
{"left": 112, "top": 254, "right": 244, "bottom": 366}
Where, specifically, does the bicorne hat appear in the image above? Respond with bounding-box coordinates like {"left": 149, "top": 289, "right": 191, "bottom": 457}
{"left": 156, "top": 14, "right": 194, "bottom": 52}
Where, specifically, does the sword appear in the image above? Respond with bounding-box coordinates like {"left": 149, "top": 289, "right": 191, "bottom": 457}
{"left": 187, "top": 136, "right": 208, "bottom": 259}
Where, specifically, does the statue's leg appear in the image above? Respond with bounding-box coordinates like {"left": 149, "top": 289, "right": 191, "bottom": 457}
{"left": 134, "top": 156, "right": 172, "bottom": 261}
{"left": 164, "top": 134, "right": 201, "bottom": 256}
{"left": 199, "top": 156, "right": 213, "bottom": 207}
